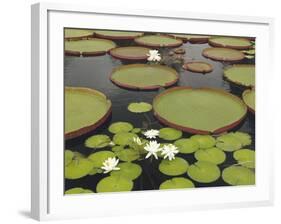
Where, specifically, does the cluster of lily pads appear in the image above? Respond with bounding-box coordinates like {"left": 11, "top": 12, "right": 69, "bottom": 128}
{"left": 65, "top": 120, "right": 255, "bottom": 194}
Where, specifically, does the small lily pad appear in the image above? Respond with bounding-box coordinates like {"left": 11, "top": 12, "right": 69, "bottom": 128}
{"left": 115, "top": 148, "right": 140, "bottom": 162}
{"left": 159, "top": 157, "right": 189, "bottom": 176}
{"left": 65, "top": 150, "right": 74, "bottom": 166}
{"left": 65, "top": 157, "right": 94, "bottom": 180}
{"left": 190, "top": 135, "right": 216, "bottom": 149}
{"left": 233, "top": 149, "right": 255, "bottom": 168}
{"left": 113, "top": 132, "right": 138, "bottom": 146}
{"left": 65, "top": 187, "right": 93, "bottom": 194}
{"left": 187, "top": 161, "right": 221, "bottom": 183}
{"left": 128, "top": 102, "right": 152, "bottom": 113}
{"left": 88, "top": 151, "right": 115, "bottom": 168}
{"left": 216, "top": 134, "right": 242, "bottom": 152}
{"left": 230, "top": 132, "right": 252, "bottom": 147}
{"left": 131, "top": 128, "right": 141, "bottom": 134}
{"left": 108, "top": 122, "right": 134, "bottom": 134}
{"left": 222, "top": 166, "right": 255, "bottom": 185}
{"left": 96, "top": 176, "right": 134, "bottom": 193}
{"left": 85, "top": 134, "right": 111, "bottom": 149}
{"left": 112, "top": 145, "right": 124, "bottom": 152}
{"left": 174, "top": 138, "right": 199, "bottom": 154}
{"left": 194, "top": 147, "right": 226, "bottom": 165}
{"left": 110, "top": 162, "right": 142, "bottom": 180}
{"left": 159, "top": 177, "right": 195, "bottom": 190}
{"left": 159, "top": 128, "right": 182, "bottom": 141}
{"left": 88, "top": 167, "right": 103, "bottom": 176}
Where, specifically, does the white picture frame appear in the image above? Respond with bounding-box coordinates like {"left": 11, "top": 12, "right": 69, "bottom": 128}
{"left": 31, "top": 2, "right": 275, "bottom": 221}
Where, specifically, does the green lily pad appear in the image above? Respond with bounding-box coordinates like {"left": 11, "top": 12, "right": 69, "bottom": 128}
{"left": 88, "top": 167, "right": 103, "bottom": 175}
{"left": 115, "top": 149, "right": 140, "bottom": 162}
{"left": 95, "top": 30, "right": 143, "bottom": 40}
{"left": 159, "top": 128, "right": 182, "bottom": 141}
{"left": 112, "top": 145, "right": 124, "bottom": 152}
{"left": 65, "top": 150, "right": 74, "bottom": 166}
{"left": 64, "top": 28, "right": 94, "bottom": 40}
{"left": 194, "top": 147, "right": 226, "bottom": 165}
{"left": 159, "top": 177, "right": 195, "bottom": 190}
{"left": 113, "top": 132, "right": 138, "bottom": 146}
{"left": 88, "top": 151, "right": 116, "bottom": 168}
{"left": 190, "top": 135, "right": 216, "bottom": 149}
{"left": 96, "top": 176, "right": 134, "bottom": 193}
{"left": 131, "top": 128, "right": 141, "bottom": 134}
{"left": 242, "top": 89, "right": 255, "bottom": 113}
{"left": 65, "top": 87, "right": 112, "bottom": 140}
{"left": 159, "top": 157, "right": 189, "bottom": 176}
{"left": 108, "top": 122, "right": 134, "bottom": 134}
{"left": 202, "top": 48, "right": 245, "bottom": 62}
{"left": 209, "top": 37, "right": 252, "bottom": 50}
{"left": 110, "top": 162, "right": 142, "bottom": 180}
{"left": 110, "top": 46, "right": 150, "bottom": 60}
{"left": 85, "top": 134, "right": 111, "bottom": 149}
{"left": 110, "top": 64, "right": 179, "bottom": 90}
{"left": 135, "top": 35, "right": 183, "bottom": 48}
{"left": 65, "top": 187, "right": 93, "bottom": 194}
{"left": 170, "top": 34, "right": 210, "bottom": 43}
{"left": 187, "top": 161, "right": 221, "bottom": 183}
{"left": 153, "top": 87, "right": 247, "bottom": 134}
{"left": 229, "top": 132, "right": 252, "bottom": 147}
{"left": 65, "top": 157, "right": 94, "bottom": 180}
{"left": 174, "top": 138, "right": 199, "bottom": 153}
{"left": 222, "top": 166, "right": 255, "bottom": 185}
{"left": 216, "top": 134, "right": 242, "bottom": 152}
{"left": 128, "top": 102, "right": 152, "bottom": 113}
{"left": 233, "top": 149, "right": 255, "bottom": 168}
{"left": 224, "top": 64, "right": 255, "bottom": 87}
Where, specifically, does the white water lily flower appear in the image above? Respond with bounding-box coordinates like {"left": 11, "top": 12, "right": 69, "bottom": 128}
{"left": 144, "top": 141, "right": 162, "bottom": 159}
{"left": 161, "top": 144, "right": 179, "bottom": 161}
{"left": 147, "top": 50, "right": 161, "bottom": 62}
{"left": 143, "top": 129, "right": 159, "bottom": 139}
{"left": 101, "top": 157, "right": 120, "bottom": 174}
{"left": 133, "top": 137, "right": 142, "bottom": 145}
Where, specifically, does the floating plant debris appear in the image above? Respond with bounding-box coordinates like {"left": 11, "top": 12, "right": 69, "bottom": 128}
{"left": 159, "top": 177, "right": 195, "bottom": 190}
{"left": 159, "top": 127, "right": 183, "bottom": 141}
{"left": 110, "top": 46, "right": 150, "bottom": 61}
{"left": 159, "top": 157, "right": 189, "bottom": 176}
{"left": 182, "top": 61, "right": 213, "bottom": 73}
{"left": 64, "top": 28, "right": 95, "bottom": 40}
{"left": 209, "top": 37, "right": 252, "bottom": 50}
{"left": 233, "top": 149, "right": 255, "bottom": 168}
{"left": 85, "top": 134, "right": 111, "bottom": 149}
{"left": 135, "top": 35, "right": 183, "bottom": 48}
{"left": 108, "top": 122, "right": 134, "bottom": 134}
{"left": 110, "top": 162, "right": 142, "bottom": 180}
{"left": 194, "top": 147, "right": 226, "bottom": 165}
{"left": 65, "top": 87, "right": 112, "bottom": 140}
{"left": 174, "top": 138, "right": 199, "bottom": 154}
{"left": 242, "top": 89, "right": 255, "bottom": 113}
{"left": 95, "top": 30, "right": 143, "bottom": 40}
{"left": 96, "top": 176, "right": 134, "bottom": 193}
{"left": 224, "top": 64, "right": 255, "bottom": 87}
{"left": 128, "top": 102, "right": 152, "bottom": 113}
{"left": 202, "top": 47, "right": 245, "bottom": 62}
{"left": 222, "top": 166, "right": 255, "bottom": 185}
{"left": 110, "top": 64, "right": 179, "bottom": 90}
{"left": 65, "top": 187, "right": 94, "bottom": 194}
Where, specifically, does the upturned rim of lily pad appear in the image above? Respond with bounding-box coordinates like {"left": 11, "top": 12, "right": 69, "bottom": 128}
{"left": 110, "top": 64, "right": 179, "bottom": 90}
{"left": 202, "top": 47, "right": 245, "bottom": 62}
{"left": 65, "top": 87, "right": 112, "bottom": 140}
{"left": 153, "top": 86, "right": 247, "bottom": 134}
{"left": 182, "top": 61, "right": 213, "bottom": 74}
{"left": 95, "top": 30, "right": 144, "bottom": 40}
{"left": 134, "top": 35, "right": 183, "bottom": 48}
{"left": 64, "top": 28, "right": 95, "bottom": 41}
{"left": 109, "top": 46, "right": 151, "bottom": 61}
{"left": 208, "top": 37, "right": 252, "bottom": 50}
{"left": 242, "top": 89, "right": 255, "bottom": 114}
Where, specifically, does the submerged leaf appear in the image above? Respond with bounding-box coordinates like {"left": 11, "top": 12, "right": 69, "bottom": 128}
{"left": 159, "top": 177, "right": 194, "bottom": 190}
{"left": 128, "top": 102, "right": 152, "bottom": 113}
{"left": 159, "top": 127, "right": 182, "bottom": 141}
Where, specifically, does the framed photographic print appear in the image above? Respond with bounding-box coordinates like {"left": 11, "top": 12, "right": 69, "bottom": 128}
{"left": 31, "top": 2, "right": 274, "bottom": 221}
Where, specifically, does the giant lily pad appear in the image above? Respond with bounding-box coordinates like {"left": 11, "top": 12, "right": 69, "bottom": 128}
{"left": 190, "top": 135, "right": 216, "bottom": 149}
{"left": 135, "top": 35, "right": 183, "bottom": 48}
{"left": 224, "top": 65, "right": 255, "bottom": 87}
{"left": 153, "top": 87, "right": 247, "bottom": 134}
{"left": 202, "top": 48, "right": 245, "bottom": 62}
{"left": 216, "top": 134, "right": 242, "bottom": 152}
{"left": 113, "top": 132, "right": 138, "bottom": 146}
{"left": 170, "top": 34, "right": 210, "bottom": 44}
{"left": 65, "top": 187, "right": 93, "bottom": 194}
{"left": 182, "top": 61, "right": 213, "bottom": 73}
{"left": 95, "top": 30, "right": 143, "bottom": 40}
{"left": 115, "top": 148, "right": 140, "bottom": 162}
{"left": 65, "top": 157, "right": 94, "bottom": 180}
{"left": 128, "top": 102, "right": 152, "bottom": 113}
{"left": 222, "top": 166, "right": 255, "bottom": 185}
{"left": 194, "top": 147, "right": 226, "bottom": 165}
{"left": 85, "top": 134, "right": 111, "bottom": 149}
{"left": 110, "top": 64, "right": 179, "bottom": 90}
{"left": 233, "top": 149, "right": 255, "bottom": 168}
{"left": 65, "top": 38, "right": 116, "bottom": 56}
{"left": 64, "top": 28, "right": 94, "bottom": 40}
{"left": 209, "top": 37, "right": 252, "bottom": 50}
{"left": 242, "top": 89, "right": 255, "bottom": 113}
{"left": 110, "top": 162, "right": 142, "bottom": 180}
{"left": 174, "top": 138, "right": 199, "bottom": 154}
{"left": 110, "top": 46, "right": 150, "bottom": 61}
{"left": 65, "top": 87, "right": 112, "bottom": 140}
{"left": 187, "top": 161, "right": 221, "bottom": 183}
{"left": 159, "top": 127, "right": 182, "bottom": 141}
{"left": 96, "top": 176, "right": 134, "bottom": 193}
{"left": 108, "top": 122, "right": 134, "bottom": 134}
{"left": 159, "top": 157, "right": 189, "bottom": 176}
{"left": 88, "top": 151, "right": 116, "bottom": 168}
{"left": 159, "top": 177, "right": 195, "bottom": 190}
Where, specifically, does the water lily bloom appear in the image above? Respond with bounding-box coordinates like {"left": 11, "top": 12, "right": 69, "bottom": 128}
{"left": 101, "top": 157, "right": 120, "bottom": 173}
{"left": 143, "top": 129, "right": 159, "bottom": 139}
{"left": 147, "top": 50, "right": 161, "bottom": 62}
{"left": 161, "top": 144, "right": 179, "bottom": 160}
{"left": 133, "top": 137, "right": 142, "bottom": 145}
{"left": 144, "top": 141, "right": 162, "bottom": 159}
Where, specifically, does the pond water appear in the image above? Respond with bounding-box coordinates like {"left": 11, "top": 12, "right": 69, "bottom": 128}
{"left": 64, "top": 38, "right": 255, "bottom": 192}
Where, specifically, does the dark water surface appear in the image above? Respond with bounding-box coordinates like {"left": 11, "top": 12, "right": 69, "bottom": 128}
{"left": 64, "top": 40, "right": 255, "bottom": 192}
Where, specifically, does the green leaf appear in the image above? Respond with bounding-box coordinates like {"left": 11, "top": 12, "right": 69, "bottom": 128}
{"left": 159, "top": 177, "right": 195, "bottom": 190}
{"left": 65, "top": 187, "right": 94, "bottom": 194}
{"left": 194, "top": 147, "right": 226, "bottom": 165}
{"left": 187, "top": 161, "right": 221, "bottom": 183}
{"left": 110, "top": 162, "right": 142, "bottom": 180}
{"left": 216, "top": 134, "right": 242, "bottom": 152}
{"left": 229, "top": 132, "right": 252, "bottom": 147}
{"left": 88, "top": 151, "right": 115, "bottom": 168}
{"left": 159, "top": 157, "right": 189, "bottom": 176}
{"left": 111, "top": 145, "right": 124, "bottom": 152}
{"left": 85, "top": 134, "right": 111, "bottom": 149}
{"left": 108, "top": 122, "right": 133, "bottom": 134}
{"left": 174, "top": 138, "right": 199, "bottom": 154}
{"left": 65, "top": 150, "right": 74, "bottom": 166}
{"left": 233, "top": 149, "right": 255, "bottom": 168}
{"left": 222, "top": 165, "right": 255, "bottom": 185}
{"left": 96, "top": 176, "right": 133, "bottom": 193}
{"left": 128, "top": 102, "right": 152, "bottom": 113}
{"left": 131, "top": 128, "right": 141, "bottom": 134}
{"left": 115, "top": 149, "right": 140, "bottom": 162}
{"left": 113, "top": 132, "right": 137, "bottom": 146}
{"left": 159, "top": 127, "right": 182, "bottom": 141}
{"left": 65, "top": 157, "right": 94, "bottom": 180}
{"left": 190, "top": 135, "right": 216, "bottom": 149}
